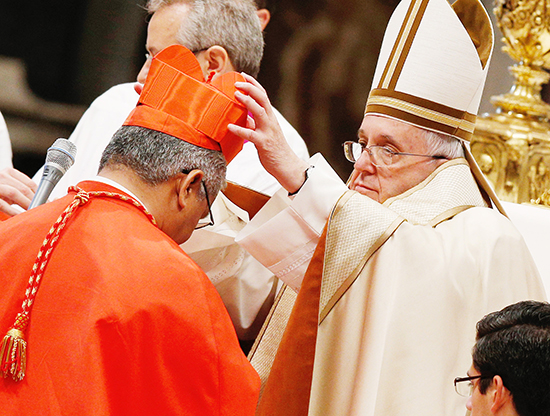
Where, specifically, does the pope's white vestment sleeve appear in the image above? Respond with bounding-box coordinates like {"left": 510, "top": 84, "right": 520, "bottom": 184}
{"left": 236, "top": 153, "right": 348, "bottom": 291}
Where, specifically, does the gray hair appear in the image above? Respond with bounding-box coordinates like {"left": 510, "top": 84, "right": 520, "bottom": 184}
{"left": 423, "top": 130, "right": 464, "bottom": 159}
{"left": 146, "top": 0, "right": 264, "bottom": 77}
{"left": 99, "top": 125, "right": 226, "bottom": 199}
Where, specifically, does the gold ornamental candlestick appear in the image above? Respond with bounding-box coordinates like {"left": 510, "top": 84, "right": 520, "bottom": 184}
{"left": 471, "top": 0, "right": 550, "bottom": 205}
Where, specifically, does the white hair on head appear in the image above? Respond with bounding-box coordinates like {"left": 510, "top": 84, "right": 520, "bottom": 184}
{"left": 423, "top": 130, "right": 464, "bottom": 160}
{"left": 146, "top": 0, "right": 264, "bottom": 77}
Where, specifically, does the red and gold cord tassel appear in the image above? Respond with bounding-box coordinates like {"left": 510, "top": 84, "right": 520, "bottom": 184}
{"left": 0, "top": 188, "right": 156, "bottom": 382}
{"left": 1, "top": 312, "right": 29, "bottom": 381}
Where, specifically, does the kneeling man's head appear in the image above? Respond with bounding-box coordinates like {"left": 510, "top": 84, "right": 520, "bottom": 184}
{"left": 458, "top": 301, "right": 550, "bottom": 416}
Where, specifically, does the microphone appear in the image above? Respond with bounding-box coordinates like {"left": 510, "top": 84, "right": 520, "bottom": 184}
{"left": 28, "top": 138, "right": 77, "bottom": 209}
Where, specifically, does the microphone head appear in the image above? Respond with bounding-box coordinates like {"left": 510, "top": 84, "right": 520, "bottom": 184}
{"left": 46, "top": 138, "right": 77, "bottom": 173}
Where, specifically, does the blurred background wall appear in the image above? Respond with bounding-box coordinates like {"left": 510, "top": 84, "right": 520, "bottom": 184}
{"left": 0, "top": 0, "right": 525, "bottom": 181}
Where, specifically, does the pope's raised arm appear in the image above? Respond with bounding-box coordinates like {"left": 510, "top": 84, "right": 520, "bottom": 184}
{"left": 229, "top": 73, "right": 310, "bottom": 194}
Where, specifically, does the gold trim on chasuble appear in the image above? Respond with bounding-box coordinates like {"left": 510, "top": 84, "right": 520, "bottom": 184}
{"left": 249, "top": 159, "right": 490, "bottom": 396}
{"left": 319, "top": 192, "right": 403, "bottom": 322}
{"left": 248, "top": 285, "right": 297, "bottom": 396}
{"left": 319, "top": 159, "right": 488, "bottom": 321}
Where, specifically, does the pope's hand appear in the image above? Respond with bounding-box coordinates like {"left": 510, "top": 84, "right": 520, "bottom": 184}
{"left": 0, "top": 167, "right": 37, "bottom": 216}
{"left": 228, "top": 73, "right": 310, "bottom": 194}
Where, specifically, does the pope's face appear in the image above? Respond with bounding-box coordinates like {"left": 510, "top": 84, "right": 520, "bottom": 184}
{"left": 136, "top": 3, "right": 192, "bottom": 86}
{"left": 348, "top": 115, "right": 447, "bottom": 203}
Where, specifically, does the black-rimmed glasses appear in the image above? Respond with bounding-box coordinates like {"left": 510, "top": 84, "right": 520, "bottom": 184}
{"left": 454, "top": 374, "right": 492, "bottom": 397}
{"left": 195, "top": 181, "right": 214, "bottom": 229}
{"left": 182, "top": 169, "right": 214, "bottom": 229}
{"left": 343, "top": 141, "right": 448, "bottom": 167}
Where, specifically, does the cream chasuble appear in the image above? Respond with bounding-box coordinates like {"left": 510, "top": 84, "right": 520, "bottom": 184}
{"left": 240, "top": 0, "right": 545, "bottom": 413}
{"left": 249, "top": 158, "right": 545, "bottom": 416}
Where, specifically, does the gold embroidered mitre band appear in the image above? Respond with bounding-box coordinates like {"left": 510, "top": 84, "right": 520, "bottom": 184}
{"left": 364, "top": 0, "right": 494, "bottom": 142}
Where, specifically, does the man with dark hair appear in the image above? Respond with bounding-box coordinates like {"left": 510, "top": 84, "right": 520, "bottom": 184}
{"left": 0, "top": 0, "right": 308, "bottom": 345}
{"left": 454, "top": 300, "right": 550, "bottom": 416}
{"left": 0, "top": 45, "right": 259, "bottom": 415}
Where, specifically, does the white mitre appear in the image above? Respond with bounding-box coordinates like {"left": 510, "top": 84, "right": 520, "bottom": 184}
{"left": 366, "top": 0, "right": 493, "bottom": 140}
{"left": 365, "top": 0, "right": 504, "bottom": 211}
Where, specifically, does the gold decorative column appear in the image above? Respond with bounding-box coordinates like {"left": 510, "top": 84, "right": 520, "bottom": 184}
{"left": 471, "top": 0, "right": 550, "bottom": 205}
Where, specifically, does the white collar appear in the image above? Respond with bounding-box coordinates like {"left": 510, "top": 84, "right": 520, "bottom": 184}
{"left": 90, "top": 176, "right": 149, "bottom": 211}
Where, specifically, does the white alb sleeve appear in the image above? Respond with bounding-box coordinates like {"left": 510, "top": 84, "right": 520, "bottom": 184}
{"left": 236, "top": 153, "right": 348, "bottom": 291}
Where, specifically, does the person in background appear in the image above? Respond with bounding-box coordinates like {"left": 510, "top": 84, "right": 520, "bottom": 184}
{"left": 454, "top": 300, "right": 550, "bottom": 416}
{"left": 0, "top": 0, "right": 307, "bottom": 212}
{"left": 0, "top": 44, "right": 259, "bottom": 415}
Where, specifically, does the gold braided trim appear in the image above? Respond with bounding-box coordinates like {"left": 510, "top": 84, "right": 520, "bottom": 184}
{"left": 1, "top": 319, "right": 27, "bottom": 381}
{"left": 248, "top": 285, "right": 297, "bottom": 401}
{"left": 366, "top": 95, "right": 476, "bottom": 134}
{"left": 6, "top": 329, "right": 24, "bottom": 339}
{"left": 1, "top": 186, "right": 157, "bottom": 382}
{"left": 319, "top": 191, "right": 403, "bottom": 321}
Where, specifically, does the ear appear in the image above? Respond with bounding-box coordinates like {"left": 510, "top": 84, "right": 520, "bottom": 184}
{"left": 176, "top": 169, "right": 204, "bottom": 210}
{"left": 256, "top": 9, "right": 271, "bottom": 31}
{"left": 201, "top": 46, "right": 234, "bottom": 78}
{"left": 489, "top": 376, "right": 513, "bottom": 414}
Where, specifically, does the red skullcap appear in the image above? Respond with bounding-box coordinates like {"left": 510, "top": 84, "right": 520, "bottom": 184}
{"left": 124, "top": 44, "right": 247, "bottom": 163}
